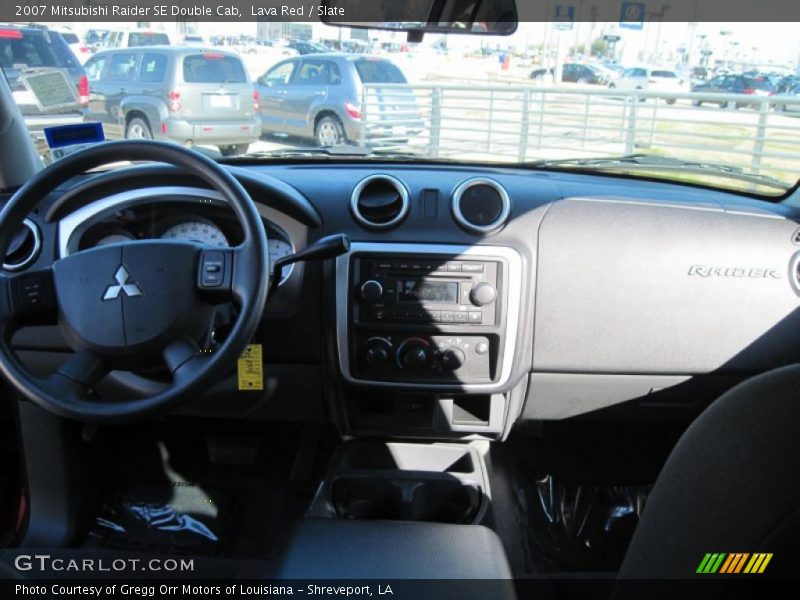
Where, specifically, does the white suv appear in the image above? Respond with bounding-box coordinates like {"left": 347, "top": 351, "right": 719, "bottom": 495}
{"left": 103, "top": 30, "right": 171, "bottom": 49}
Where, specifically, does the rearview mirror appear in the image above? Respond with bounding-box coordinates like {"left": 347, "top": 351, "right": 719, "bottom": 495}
{"left": 320, "top": 0, "right": 517, "bottom": 35}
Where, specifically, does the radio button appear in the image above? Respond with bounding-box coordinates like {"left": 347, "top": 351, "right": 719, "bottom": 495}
{"left": 453, "top": 312, "right": 468, "bottom": 323}
{"left": 461, "top": 262, "right": 484, "bottom": 273}
{"left": 468, "top": 311, "right": 482, "bottom": 323}
{"left": 360, "top": 280, "right": 384, "bottom": 303}
{"left": 469, "top": 282, "right": 497, "bottom": 306}
{"left": 440, "top": 311, "right": 454, "bottom": 323}
{"left": 447, "top": 262, "right": 462, "bottom": 272}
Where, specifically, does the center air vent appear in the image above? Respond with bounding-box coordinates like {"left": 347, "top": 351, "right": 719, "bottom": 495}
{"left": 3, "top": 219, "right": 42, "bottom": 271}
{"left": 350, "top": 174, "right": 410, "bottom": 229}
{"left": 451, "top": 178, "right": 511, "bottom": 234}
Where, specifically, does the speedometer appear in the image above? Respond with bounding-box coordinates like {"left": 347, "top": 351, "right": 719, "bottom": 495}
{"left": 269, "top": 238, "right": 294, "bottom": 283}
{"left": 160, "top": 221, "right": 229, "bottom": 247}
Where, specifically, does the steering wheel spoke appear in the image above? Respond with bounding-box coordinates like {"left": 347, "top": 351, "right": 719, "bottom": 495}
{"left": 0, "top": 268, "right": 58, "bottom": 333}
{"left": 40, "top": 348, "right": 109, "bottom": 402}
{"left": 162, "top": 336, "right": 201, "bottom": 374}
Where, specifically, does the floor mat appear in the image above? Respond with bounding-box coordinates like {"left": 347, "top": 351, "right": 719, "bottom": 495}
{"left": 508, "top": 421, "right": 684, "bottom": 573}
{"left": 84, "top": 419, "right": 332, "bottom": 559}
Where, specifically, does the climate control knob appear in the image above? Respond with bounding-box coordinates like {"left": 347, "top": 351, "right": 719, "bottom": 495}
{"left": 359, "top": 280, "right": 384, "bottom": 303}
{"left": 396, "top": 338, "right": 431, "bottom": 369}
{"left": 440, "top": 347, "right": 466, "bottom": 371}
{"left": 365, "top": 338, "right": 393, "bottom": 365}
{"left": 469, "top": 282, "right": 496, "bottom": 306}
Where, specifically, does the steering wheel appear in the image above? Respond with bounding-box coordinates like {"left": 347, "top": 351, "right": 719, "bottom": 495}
{"left": 0, "top": 141, "right": 270, "bottom": 422}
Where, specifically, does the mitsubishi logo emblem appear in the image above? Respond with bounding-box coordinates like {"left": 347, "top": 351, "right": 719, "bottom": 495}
{"left": 102, "top": 266, "right": 143, "bottom": 301}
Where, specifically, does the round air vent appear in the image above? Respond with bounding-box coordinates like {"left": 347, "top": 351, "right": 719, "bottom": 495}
{"left": 451, "top": 178, "right": 511, "bottom": 234}
{"left": 790, "top": 251, "right": 800, "bottom": 296}
{"left": 350, "top": 174, "right": 410, "bottom": 229}
{"left": 3, "top": 219, "right": 42, "bottom": 271}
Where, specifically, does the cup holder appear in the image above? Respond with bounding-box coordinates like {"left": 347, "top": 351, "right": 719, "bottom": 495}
{"left": 332, "top": 477, "right": 480, "bottom": 524}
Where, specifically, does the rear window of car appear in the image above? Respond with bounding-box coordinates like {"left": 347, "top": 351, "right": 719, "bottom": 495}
{"left": 652, "top": 70, "right": 677, "bottom": 78}
{"left": 128, "top": 32, "right": 170, "bottom": 47}
{"left": 0, "top": 29, "right": 78, "bottom": 70}
{"left": 59, "top": 32, "right": 80, "bottom": 45}
{"left": 353, "top": 59, "right": 406, "bottom": 84}
{"left": 182, "top": 54, "right": 247, "bottom": 83}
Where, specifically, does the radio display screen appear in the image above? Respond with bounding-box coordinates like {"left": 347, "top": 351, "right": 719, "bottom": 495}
{"left": 398, "top": 280, "right": 458, "bottom": 303}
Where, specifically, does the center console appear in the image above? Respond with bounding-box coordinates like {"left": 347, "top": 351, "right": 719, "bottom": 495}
{"left": 335, "top": 243, "right": 523, "bottom": 392}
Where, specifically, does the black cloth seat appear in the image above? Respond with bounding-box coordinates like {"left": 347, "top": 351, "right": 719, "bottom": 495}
{"left": 619, "top": 364, "right": 800, "bottom": 582}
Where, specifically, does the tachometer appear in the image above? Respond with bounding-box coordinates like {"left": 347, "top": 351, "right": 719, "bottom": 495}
{"left": 160, "top": 221, "right": 229, "bottom": 247}
{"left": 95, "top": 232, "right": 135, "bottom": 246}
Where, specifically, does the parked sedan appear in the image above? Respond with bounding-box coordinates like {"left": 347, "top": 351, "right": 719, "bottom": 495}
{"left": 529, "top": 63, "right": 609, "bottom": 84}
{"left": 691, "top": 74, "right": 775, "bottom": 108}
{"left": 256, "top": 54, "right": 422, "bottom": 146}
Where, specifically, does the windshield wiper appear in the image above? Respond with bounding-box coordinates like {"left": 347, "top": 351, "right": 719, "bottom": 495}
{"left": 227, "top": 147, "right": 421, "bottom": 160}
{"left": 525, "top": 154, "right": 792, "bottom": 191}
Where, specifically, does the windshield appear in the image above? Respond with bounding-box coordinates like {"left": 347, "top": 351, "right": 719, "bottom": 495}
{"left": 3, "top": 20, "right": 800, "bottom": 196}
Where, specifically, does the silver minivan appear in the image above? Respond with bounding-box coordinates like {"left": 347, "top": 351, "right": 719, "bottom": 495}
{"left": 256, "top": 53, "right": 422, "bottom": 146}
{"left": 82, "top": 46, "right": 261, "bottom": 155}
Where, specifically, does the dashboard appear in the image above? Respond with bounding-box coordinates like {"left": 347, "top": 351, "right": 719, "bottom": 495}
{"left": 4, "top": 158, "right": 800, "bottom": 440}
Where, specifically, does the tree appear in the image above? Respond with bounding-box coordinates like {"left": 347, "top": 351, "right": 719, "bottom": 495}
{"left": 591, "top": 38, "right": 610, "bottom": 58}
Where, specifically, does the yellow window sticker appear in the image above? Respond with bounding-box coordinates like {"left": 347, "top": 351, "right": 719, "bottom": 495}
{"left": 237, "top": 344, "right": 263, "bottom": 391}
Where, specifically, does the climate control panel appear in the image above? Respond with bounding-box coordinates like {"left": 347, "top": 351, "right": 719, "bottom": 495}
{"left": 355, "top": 333, "right": 494, "bottom": 383}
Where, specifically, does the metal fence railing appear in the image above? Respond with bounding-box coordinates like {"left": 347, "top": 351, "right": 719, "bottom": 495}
{"left": 359, "top": 84, "right": 800, "bottom": 184}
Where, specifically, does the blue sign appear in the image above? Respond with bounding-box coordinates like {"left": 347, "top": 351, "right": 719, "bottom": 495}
{"left": 620, "top": 2, "right": 645, "bottom": 30}
{"left": 554, "top": 5, "right": 575, "bottom": 31}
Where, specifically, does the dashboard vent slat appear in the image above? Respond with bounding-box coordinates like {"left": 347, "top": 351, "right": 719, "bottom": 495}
{"left": 451, "top": 178, "right": 511, "bottom": 234}
{"left": 3, "top": 219, "right": 42, "bottom": 271}
{"left": 351, "top": 175, "right": 410, "bottom": 229}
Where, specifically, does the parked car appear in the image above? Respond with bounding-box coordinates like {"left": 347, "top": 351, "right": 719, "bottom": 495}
{"left": 609, "top": 67, "right": 685, "bottom": 103}
{"left": 287, "top": 41, "right": 332, "bottom": 55}
{"left": 256, "top": 54, "right": 422, "bottom": 146}
{"left": 103, "top": 29, "right": 171, "bottom": 49}
{"left": 772, "top": 82, "right": 800, "bottom": 113}
{"left": 85, "top": 28, "right": 110, "bottom": 51}
{"left": 182, "top": 35, "right": 206, "bottom": 47}
{"left": 691, "top": 74, "right": 775, "bottom": 108}
{"left": 529, "top": 63, "right": 609, "bottom": 85}
{"left": 52, "top": 28, "right": 91, "bottom": 64}
{"left": 691, "top": 66, "right": 709, "bottom": 80}
{"left": 0, "top": 23, "right": 88, "bottom": 148}
{"left": 82, "top": 47, "right": 260, "bottom": 155}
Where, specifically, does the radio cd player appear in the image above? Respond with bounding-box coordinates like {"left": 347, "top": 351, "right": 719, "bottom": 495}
{"left": 353, "top": 256, "right": 499, "bottom": 326}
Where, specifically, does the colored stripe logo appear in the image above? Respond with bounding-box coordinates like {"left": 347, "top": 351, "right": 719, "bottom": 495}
{"left": 697, "top": 553, "right": 773, "bottom": 574}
